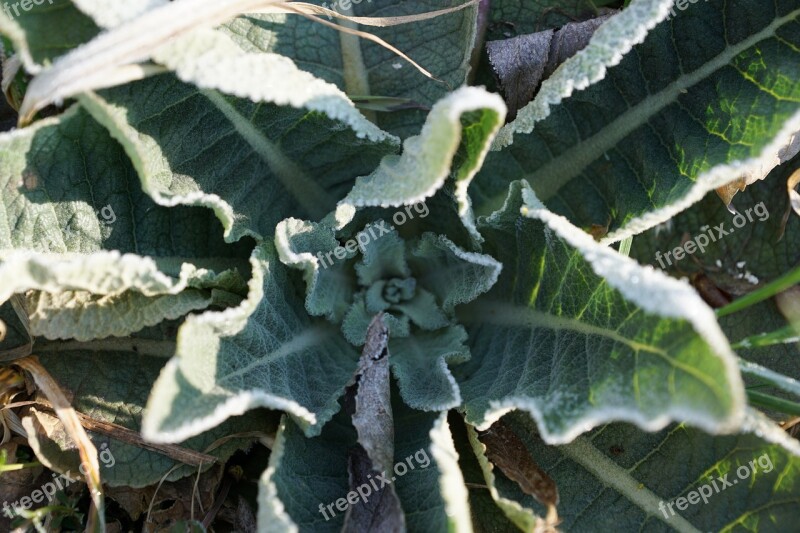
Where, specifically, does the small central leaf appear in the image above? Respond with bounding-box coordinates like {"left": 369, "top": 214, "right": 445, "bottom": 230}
{"left": 381, "top": 277, "right": 416, "bottom": 304}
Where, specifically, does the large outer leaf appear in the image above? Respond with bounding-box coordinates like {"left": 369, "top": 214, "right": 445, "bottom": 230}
{"left": 21, "top": 348, "right": 268, "bottom": 488}
{"left": 79, "top": 73, "right": 397, "bottom": 243}
{"left": 473, "top": 0, "right": 800, "bottom": 243}
{"left": 466, "top": 411, "right": 800, "bottom": 532}
{"left": 142, "top": 243, "right": 360, "bottom": 442}
{"left": 25, "top": 4, "right": 397, "bottom": 144}
{"left": 0, "top": 105, "right": 251, "bottom": 340}
{"left": 22, "top": 290, "right": 210, "bottom": 342}
{"left": 455, "top": 182, "right": 745, "bottom": 443}
{"left": 4, "top": 0, "right": 400, "bottom": 242}
{"left": 629, "top": 160, "right": 800, "bottom": 401}
{"left": 221, "top": 0, "right": 481, "bottom": 137}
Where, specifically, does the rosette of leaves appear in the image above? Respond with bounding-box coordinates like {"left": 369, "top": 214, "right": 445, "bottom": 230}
{"left": 275, "top": 214, "right": 502, "bottom": 412}
{"left": 1, "top": 0, "right": 800, "bottom": 531}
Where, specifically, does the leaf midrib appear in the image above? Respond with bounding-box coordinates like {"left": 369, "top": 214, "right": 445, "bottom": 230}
{"left": 560, "top": 436, "right": 701, "bottom": 533}
{"left": 201, "top": 89, "right": 335, "bottom": 220}
{"left": 220, "top": 323, "right": 336, "bottom": 383}
{"left": 462, "top": 300, "right": 728, "bottom": 403}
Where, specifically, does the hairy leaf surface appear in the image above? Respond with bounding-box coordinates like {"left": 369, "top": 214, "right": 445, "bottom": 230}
{"left": 456, "top": 182, "right": 745, "bottom": 443}
{"left": 474, "top": 0, "right": 800, "bottom": 243}
{"left": 466, "top": 411, "right": 800, "bottom": 531}
{"left": 0, "top": 105, "right": 251, "bottom": 340}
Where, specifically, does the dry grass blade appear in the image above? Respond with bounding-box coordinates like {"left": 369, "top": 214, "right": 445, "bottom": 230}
{"left": 12, "top": 356, "right": 105, "bottom": 533}
{"left": 144, "top": 431, "right": 269, "bottom": 528}
{"left": 288, "top": 1, "right": 478, "bottom": 27}
{"left": 279, "top": 3, "right": 445, "bottom": 86}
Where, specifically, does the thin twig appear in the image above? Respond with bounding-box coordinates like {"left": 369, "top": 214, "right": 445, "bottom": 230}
{"left": 32, "top": 398, "right": 217, "bottom": 467}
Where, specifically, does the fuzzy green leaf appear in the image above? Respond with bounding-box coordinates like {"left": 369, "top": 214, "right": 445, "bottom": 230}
{"left": 337, "top": 86, "right": 506, "bottom": 242}
{"left": 77, "top": 73, "right": 397, "bottom": 243}
{"left": 408, "top": 233, "right": 502, "bottom": 315}
{"left": 222, "top": 0, "right": 482, "bottom": 137}
{"left": 142, "top": 243, "right": 360, "bottom": 441}
{"left": 390, "top": 325, "right": 470, "bottom": 412}
{"left": 456, "top": 181, "right": 745, "bottom": 443}
{"left": 475, "top": 0, "right": 800, "bottom": 243}
{"left": 466, "top": 410, "right": 800, "bottom": 531}
{"left": 0, "top": 105, "right": 250, "bottom": 340}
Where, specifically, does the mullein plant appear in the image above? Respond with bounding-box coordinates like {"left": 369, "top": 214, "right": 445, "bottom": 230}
{"left": 0, "top": 0, "right": 799, "bottom": 531}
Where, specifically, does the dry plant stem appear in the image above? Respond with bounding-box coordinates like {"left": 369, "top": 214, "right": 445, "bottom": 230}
{"left": 336, "top": 0, "right": 376, "bottom": 123}
{"left": 13, "top": 355, "right": 105, "bottom": 533}
{"left": 191, "top": 463, "right": 204, "bottom": 522}
{"left": 33, "top": 398, "right": 218, "bottom": 467}
{"left": 201, "top": 470, "right": 235, "bottom": 528}
{"left": 280, "top": 4, "right": 443, "bottom": 86}
{"left": 290, "top": 1, "right": 478, "bottom": 27}
{"left": 145, "top": 430, "right": 269, "bottom": 527}
{"left": 19, "top": 0, "right": 470, "bottom": 123}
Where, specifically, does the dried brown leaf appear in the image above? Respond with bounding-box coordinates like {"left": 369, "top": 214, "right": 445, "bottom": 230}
{"left": 349, "top": 313, "right": 394, "bottom": 475}
{"left": 715, "top": 177, "right": 748, "bottom": 210}
{"left": 14, "top": 356, "right": 105, "bottom": 532}
{"left": 487, "top": 13, "right": 615, "bottom": 119}
{"left": 341, "top": 314, "right": 405, "bottom": 532}
{"left": 342, "top": 445, "right": 405, "bottom": 533}
{"left": 477, "top": 421, "right": 559, "bottom": 508}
